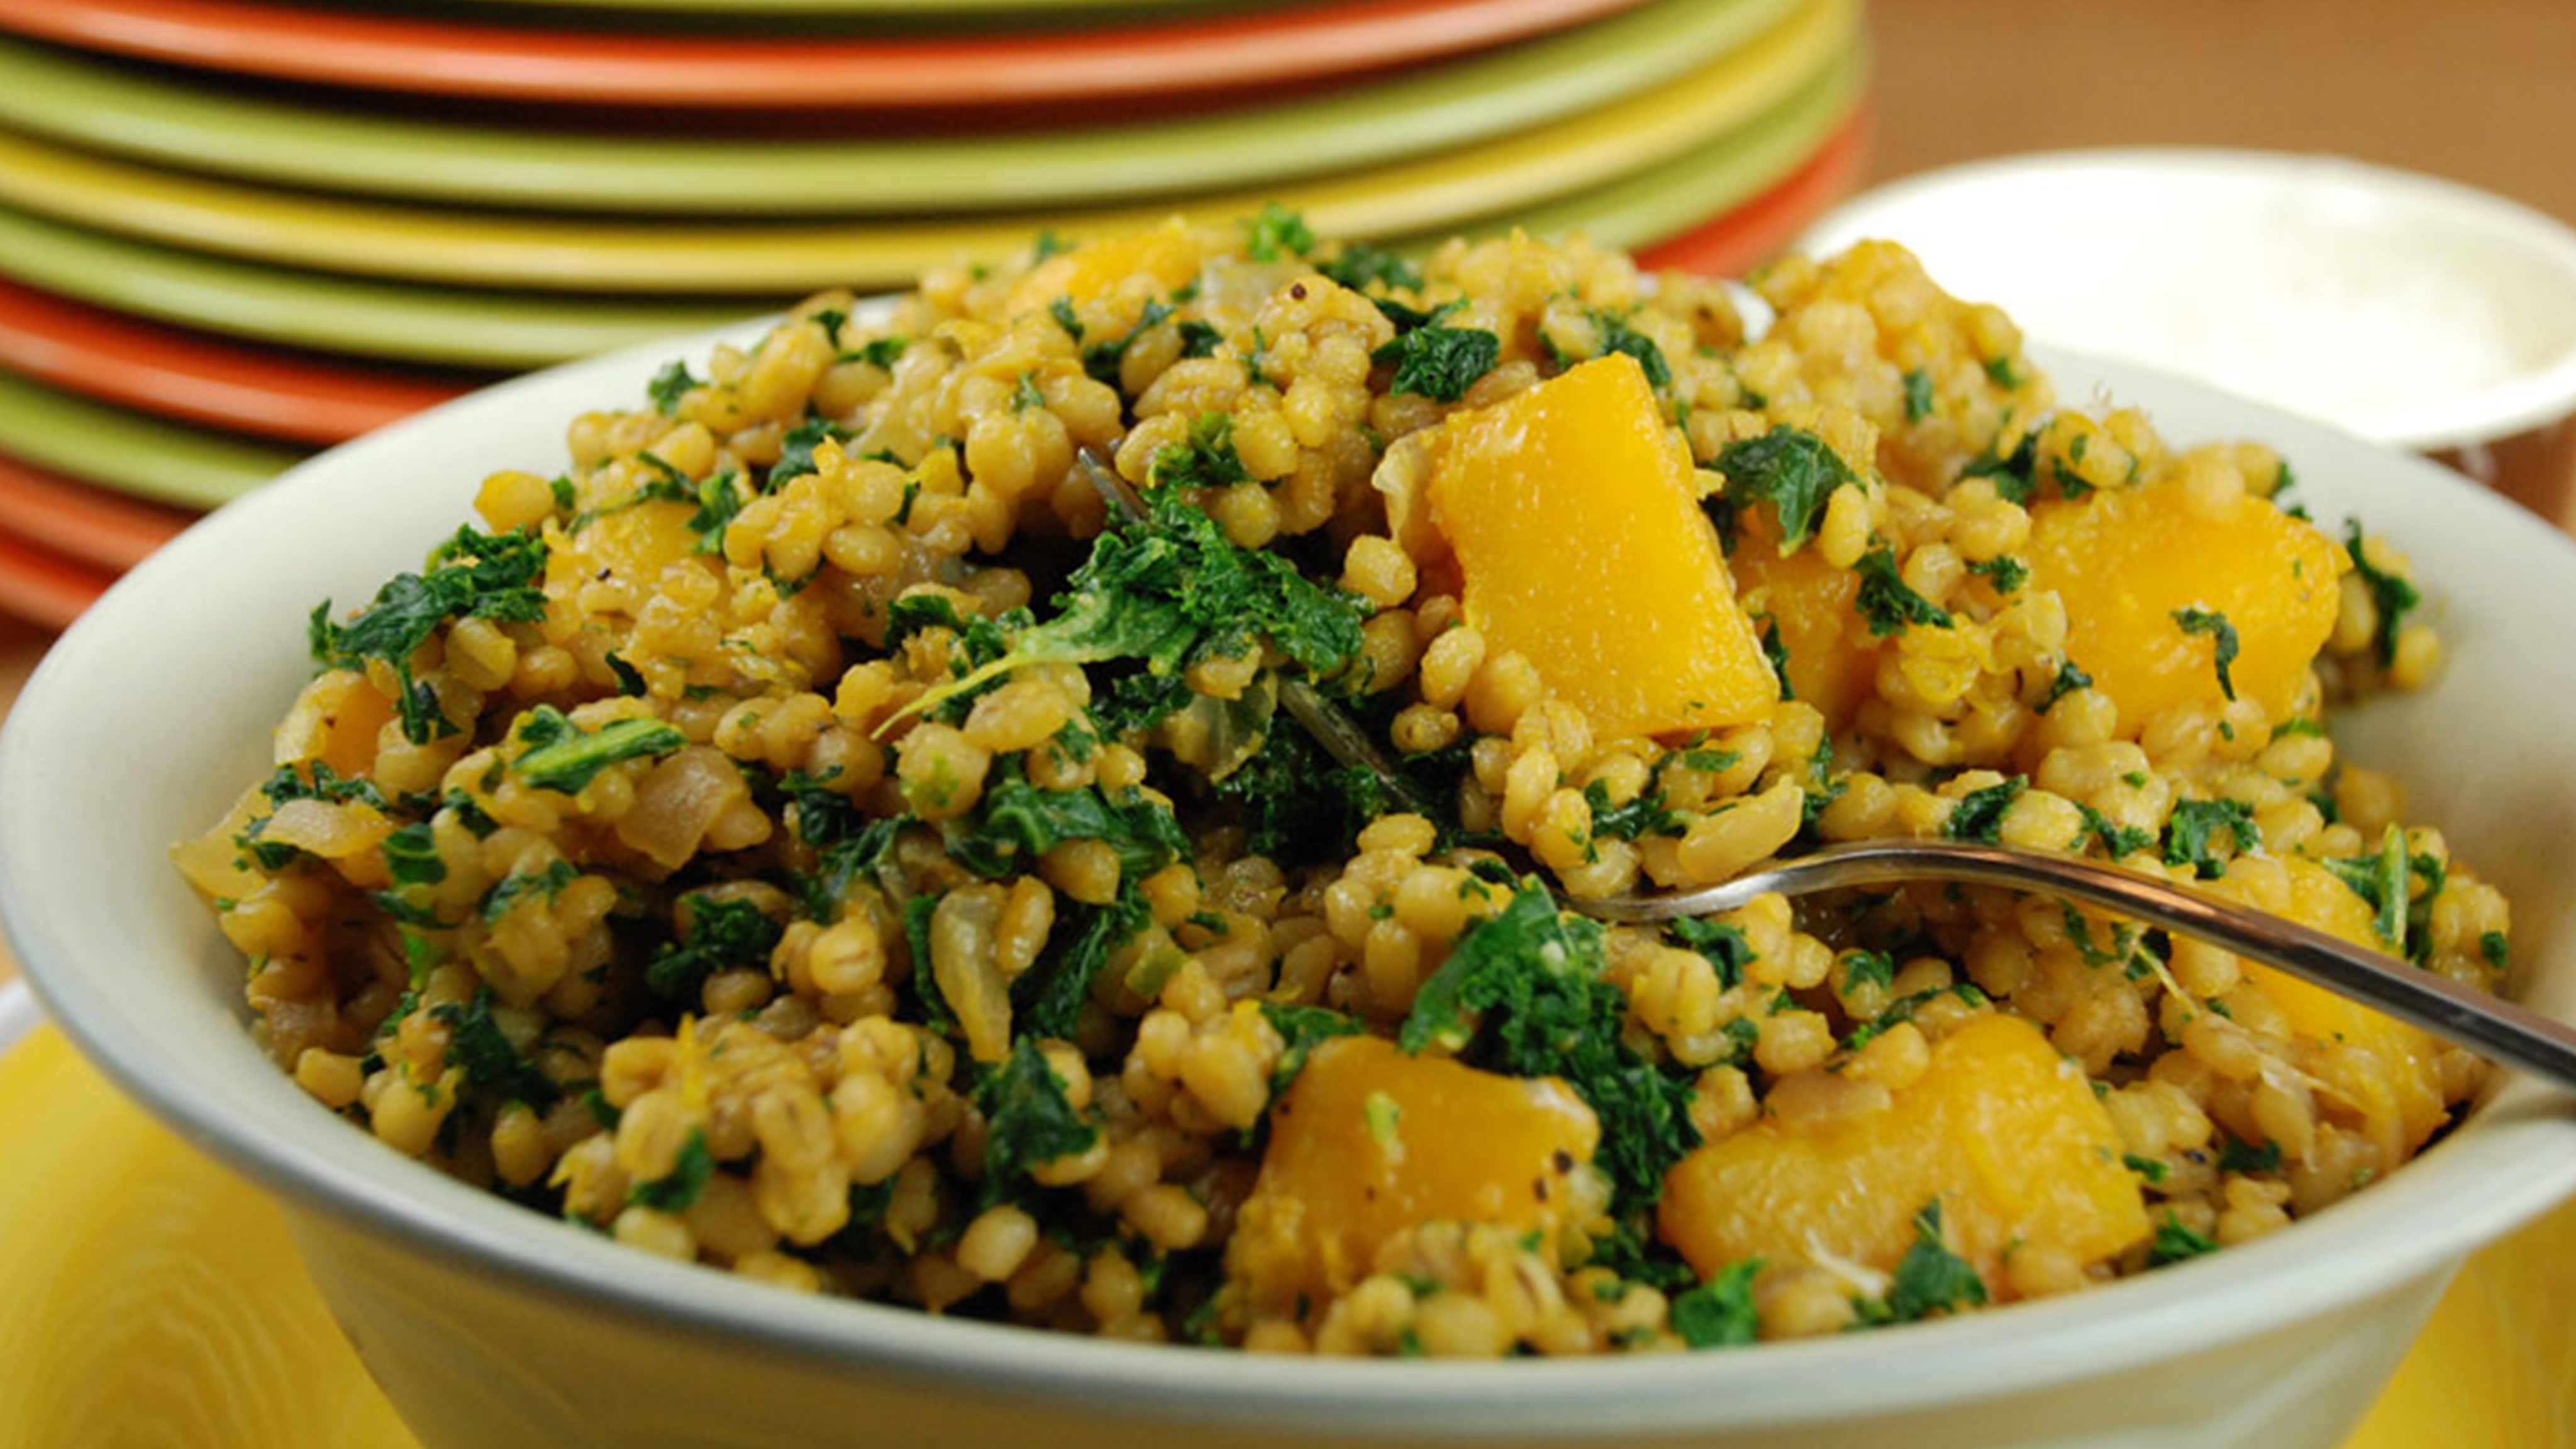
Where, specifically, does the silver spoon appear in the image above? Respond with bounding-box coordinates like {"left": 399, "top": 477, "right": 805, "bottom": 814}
{"left": 1068, "top": 448, "right": 2576, "bottom": 1091}
{"left": 1584, "top": 836, "right": 2576, "bottom": 1092}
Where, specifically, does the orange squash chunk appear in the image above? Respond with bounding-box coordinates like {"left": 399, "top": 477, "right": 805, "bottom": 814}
{"left": 1414, "top": 355, "right": 1778, "bottom": 738}
{"left": 1006, "top": 219, "right": 1202, "bottom": 319}
{"left": 1660, "top": 1014, "right": 2148, "bottom": 1288}
{"left": 2026, "top": 476, "right": 2340, "bottom": 733}
{"left": 550, "top": 499, "right": 697, "bottom": 594}
{"left": 2224, "top": 855, "right": 2449, "bottom": 1162}
{"left": 1226, "top": 1036, "right": 1598, "bottom": 1311}
{"left": 1726, "top": 514, "right": 1882, "bottom": 731}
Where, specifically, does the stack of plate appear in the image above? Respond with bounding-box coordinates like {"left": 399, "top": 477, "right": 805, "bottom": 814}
{"left": 0, "top": 0, "right": 1870, "bottom": 628}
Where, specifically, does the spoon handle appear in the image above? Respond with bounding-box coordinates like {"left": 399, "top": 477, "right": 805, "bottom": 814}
{"left": 1589, "top": 838, "right": 2576, "bottom": 1094}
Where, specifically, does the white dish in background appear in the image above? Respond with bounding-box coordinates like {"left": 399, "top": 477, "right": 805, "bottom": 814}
{"left": 1803, "top": 150, "right": 2576, "bottom": 452}
{"left": 6, "top": 319, "right": 2576, "bottom": 1449}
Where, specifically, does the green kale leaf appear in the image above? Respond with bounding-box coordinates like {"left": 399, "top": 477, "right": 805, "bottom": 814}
{"left": 1399, "top": 885, "right": 1697, "bottom": 1204}
{"left": 1716, "top": 426, "right": 1857, "bottom": 554}
{"left": 511, "top": 706, "right": 685, "bottom": 796}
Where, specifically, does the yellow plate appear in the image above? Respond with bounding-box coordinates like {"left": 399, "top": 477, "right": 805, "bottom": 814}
{"left": 0, "top": 1015, "right": 2562, "bottom": 1448}
{"left": 0, "top": 0, "right": 1854, "bottom": 294}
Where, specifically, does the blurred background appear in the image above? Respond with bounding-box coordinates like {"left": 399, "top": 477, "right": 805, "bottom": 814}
{"left": 0, "top": 0, "right": 2572, "bottom": 1442}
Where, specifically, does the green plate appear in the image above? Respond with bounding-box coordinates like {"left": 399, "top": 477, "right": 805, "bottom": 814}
{"left": 0, "top": 209, "right": 752, "bottom": 370}
{"left": 0, "top": 0, "right": 1794, "bottom": 216}
{"left": 0, "top": 372, "right": 303, "bottom": 510}
{"left": 0, "top": 53, "right": 1858, "bottom": 371}
{"left": 1466, "top": 45, "right": 1863, "bottom": 253}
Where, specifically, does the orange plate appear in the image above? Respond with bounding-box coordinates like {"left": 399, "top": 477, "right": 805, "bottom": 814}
{"left": 0, "top": 281, "right": 464, "bottom": 445}
{"left": 1637, "top": 103, "right": 1868, "bottom": 277}
{"left": 0, "top": 0, "right": 1651, "bottom": 110}
{"left": 0, "top": 453, "right": 190, "bottom": 572}
{"left": 0, "top": 521, "right": 109, "bottom": 630}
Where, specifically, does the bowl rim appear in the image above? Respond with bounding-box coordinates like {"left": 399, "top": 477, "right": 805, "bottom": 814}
{"left": 1804, "top": 146, "right": 2576, "bottom": 453}
{"left": 9, "top": 320, "right": 2576, "bottom": 1435}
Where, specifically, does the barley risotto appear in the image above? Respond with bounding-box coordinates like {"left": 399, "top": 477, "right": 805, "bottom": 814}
{"left": 176, "top": 214, "right": 2502, "bottom": 1357}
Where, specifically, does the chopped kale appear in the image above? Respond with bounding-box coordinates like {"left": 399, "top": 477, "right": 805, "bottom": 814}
{"left": 2123, "top": 1152, "right": 2170, "bottom": 1185}
{"left": 630, "top": 1128, "right": 714, "bottom": 1212}
{"left": 894, "top": 482, "right": 1367, "bottom": 724}
{"left": 2481, "top": 930, "right": 2511, "bottom": 972}
{"left": 1670, "top": 1259, "right": 1762, "bottom": 1348}
{"left": 1856, "top": 1201, "right": 1988, "bottom": 1324}
{"left": 2322, "top": 823, "right": 2422, "bottom": 955}
{"left": 2078, "top": 804, "right": 2156, "bottom": 859}
{"left": 1399, "top": 886, "right": 1697, "bottom": 1204}
{"left": 2162, "top": 799, "right": 2260, "bottom": 880}
{"left": 977, "top": 1038, "right": 1101, "bottom": 1206}
{"left": 777, "top": 770, "right": 907, "bottom": 920}
{"left": 1018, "top": 887, "right": 1151, "bottom": 1040}
{"left": 1011, "top": 372, "right": 1046, "bottom": 412}
{"left": 1982, "top": 355, "right": 2022, "bottom": 389}
{"left": 947, "top": 764, "right": 1189, "bottom": 885}
{"left": 309, "top": 526, "right": 550, "bottom": 743}
{"left": 1959, "top": 432, "right": 2038, "bottom": 506}
{"left": 1588, "top": 309, "right": 1671, "bottom": 389}
{"left": 769, "top": 416, "right": 848, "bottom": 489}
{"left": 1260, "top": 1002, "right": 1365, "bottom": 1096}
{"left": 646, "top": 359, "right": 699, "bottom": 416}
{"left": 1716, "top": 426, "right": 1857, "bottom": 554}
{"left": 1840, "top": 948, "right": 1895, "bottom": 993}
{"left": 604, "top": 652, "right": 647, "bottom": 696}
{"left": 1319, "top": 243, "right": 1423, "bottom": 294}
{"left": 1670, "top": 917, "right": 1757, "bottom": 991}
{"left": 2038, "top": 660, "right": 2093, "bottom": 713}
{"left": 2148, "top": 1213, "right": 2220, "bottom": 1266}
{"left": 1047, "top": 296, "right": 1085, "bottom": 341}
{"left": 1151, "top": 411, "right": 1255, "bottom": 492}
{"left": 2218, "top": 1135, "right": 2282, "bottom": 1174}
{"left": 1081, "top": 301, "right": 1175, "bottom": 386}
{"left": 1965, "top": 555, "right": 2028, "bottom": 592}
{"left": 431, "top": 989, "right": 557, "bottom": 1107}
{"left": 848, "top": 336, "right": 908, "bottom": 370}
{"left": 1373, "top": 324, "right": 1501, "bottom": 404}
{"left": 236, "top": 762, "right": 389, "bottom": 870}
{"left": 2343, "top": 519, "right": 2421, "bottom": 669}
{"left": 1943, "top": 777, "right": 2026, "bottom": 843}
{"left": 645, "top": 894, "right": 784, "bottom": 1004}
{"left": 1853, "top": 544, "right": 1954, "bottom": 636}
{"left": 1176, "top": 320, "right": 1224, "bottom": 359}
{"left": 481, "top": 860, "right": 579, "bottom": 923}
{"left": 2171, "top": 607, "right": 2240, "bottom": 700}
{"left": 1583, "top": 779, "right": 1685, "bottom": 842}
{"left": 1902, "top": 367, "right": 1934, "bottom": 422}
{"left": 1585, "top": 1214, "right": 1700, "bottom": 1295}
{"left": 1241, "top": 203, "right": 1316, "bottom": 262}
{"left": 511, "top": 706, "right": 685, "bottom": 796}
{"left": 1757, "top": 616, "right": 1794, "bottom": 698}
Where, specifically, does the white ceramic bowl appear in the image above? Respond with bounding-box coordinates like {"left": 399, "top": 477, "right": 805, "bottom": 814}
{"left": 8, "top": 328, "right": 2576, "bottom": 1449}
{"left": 1802, "top": 150, "right": 2576, "bottom": 454}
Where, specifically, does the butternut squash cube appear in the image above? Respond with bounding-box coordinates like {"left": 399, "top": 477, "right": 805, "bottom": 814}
{"left": 1226, "top": 1036, "right": 1598, "bottom": 1312}
{"left": 2026, "top": 477, "right": 2341, "bottom": 733}
{"left": 1726, "top": 514, "right": 1883, "bottom": 731}
{"left": 2224, "top": 856, "right": 2450, "bottom": 1163}
{"left": 1659, "top": 1014, "right": 2148, "bottom": 1290}
{"left": 1407, "top": 355, "right": 1779, "bottom": 738}
{"left": 1007, "top": 219, "right": 1203, "bottom": 319}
